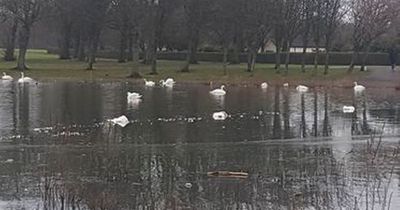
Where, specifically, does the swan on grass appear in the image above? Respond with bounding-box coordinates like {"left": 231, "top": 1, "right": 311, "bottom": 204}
{"left": 213, "top": 111, "right": 229, "bottom": 121}
{"left": 160, "top": 78, "right": 175, "bottom": 88}
{"left": 210, "top": 85, "right": 226, "bottom": 96}
{"left": 354, "top": 82, "right": 366, "bottom": 92}
{"left": 18, "top": 72, "right": 34, "bottom": 83}
{"left": 144, "top": 79, "right": 155, "bottom": 87}
{"left": 2, "top": 72, "right": 13, "bottom": 80}
{"left": 109, "top": 115, "right": 130, "bottom": 127}
{"left": 261, "top": 82, "right": 268, "bottom": 89}
{"left": 296, "top": 85, "right": 309, "bottom": 93}
{"left": 343, "top": 106, "right": 355, "bottom": 113}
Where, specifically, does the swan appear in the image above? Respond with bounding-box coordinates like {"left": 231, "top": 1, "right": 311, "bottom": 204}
{"left": 160, "top": 78, "right": 175, "bottom": 88}
{"left": 2, "top": 72, "right": 13, "bottom": 80}
{"left": 354, "top": 82, "right": 366, "bottom": 92}
{"left": 296, "top": 85, "right": 309, "bottom": 93}
{"left": 261, "top": 82, "right": 268, "bottom": 89}
{"left": 343, "top": 106, "right": 355, "bottom": 113}
{"left": 127, "top": 92, "right": 142, "bottom": 102}
{"left": 109, "top": 115, "right": 130, "bottom": 127}
{"left": 213, "top": 111, "right": 229, "bottom": 121}
{"left": 283, "top": 83, "right": 289, "bottom": 88}
{"left": 17, "top": 72, "right": 34, "bottom": 83}
{"left": 210, "top": 85, "right": 226, "bottom": 96}
{"left": 144, "top": 79, "right": 155, "bottom": 87}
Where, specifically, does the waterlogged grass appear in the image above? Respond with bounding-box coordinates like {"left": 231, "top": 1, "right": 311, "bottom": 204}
{"left": 0, "top": 49, "right": 366, "bottom": 85}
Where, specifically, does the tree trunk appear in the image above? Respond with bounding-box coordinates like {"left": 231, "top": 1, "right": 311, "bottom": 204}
{"left": 324, "top": 49, "right": 330, "bottom": 75}
{"left": 86, "top": 33, "right": 100, "bottom": 70}
{"left": 150, "top": 42, "right": 158, "bottom": 74}
{"left": 230, "top": 34, "right": 241, "bottom": 64}
{"left": 348, "top": 50, "right": 359, "bottom": 72}
{"left": 59, "top": 22, "right": 72, "bottom": 60}
{"left": 129, "top": 32, "right": 140, "bottom": 77}
{"left": 73, "top": 33, "right": 81, "bottom": 59}
{"left": 284, "top": 41, "right": 291, "bottom": 75}
{"left": 275, "top": 41, "right": 282, "bottom": 73}
{"left": 4, "top": 18, "right": 18, "bottom": 62}
{"left": 360, "top": 45, "right": 371, "bottom": 71}
{"left": 189, "top": 31, "right": 199, "bottom": 64}
{"left": 118, "top": 30, "right": 127, "bottom": 63}
{"left": 16, "top": 26, "right": 31, "bottom": 71}
{"left": 78, "top": 36, "right": 86, "bottom": 62}
{"left": 313, "top": 46, "right": 320, "bottom": 74}
{"left": 181, "top": 34, "right": 194, "bottom": 73}
{"left": 222, "top": 45, "right": 228, "bottom": 75}
{"left": 127, "top": 36, "right": 133, "bottom": 61}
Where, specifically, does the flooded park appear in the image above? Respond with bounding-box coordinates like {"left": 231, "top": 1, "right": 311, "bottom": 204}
{"left": 0, "top": 80, "right": 399, "bottom": 209}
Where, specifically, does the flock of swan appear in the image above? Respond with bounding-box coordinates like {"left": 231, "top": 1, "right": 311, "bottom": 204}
{"left": 1, "top": 72, "right": 35, "bottom": 84}
{"left": 1, "top": 73, "right": 366, "bottom": 126}
{"left": 109, "top": 78, "right": 367, "bottom": 127}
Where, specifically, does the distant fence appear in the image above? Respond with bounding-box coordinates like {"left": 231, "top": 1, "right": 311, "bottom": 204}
{"left": 46, "top": 49, "right": 393, "bottom": 66}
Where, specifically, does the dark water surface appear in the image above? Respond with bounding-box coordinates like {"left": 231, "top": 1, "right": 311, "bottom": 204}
{"left": 0, "top": 80, "right": 400, "bottom": 209}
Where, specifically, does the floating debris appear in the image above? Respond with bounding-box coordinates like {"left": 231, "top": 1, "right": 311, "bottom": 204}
{"left": 343, "top": 106, "right": 355, "bottom": 113}
{"left": 184, "top": 182, "right": 193, "bottom": 189}
{"left": 109, "top": 115, "right": 130, "bottom": 127}
{"left": 213, "top": 111, "right": 229, "bottom": 121}
{"left": 207, "top": 171, "right": 249, "bottom": 179}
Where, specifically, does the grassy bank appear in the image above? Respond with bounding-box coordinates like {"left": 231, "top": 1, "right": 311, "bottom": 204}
{"left": 0, "top": 50, "right": 365, "bottom": 86}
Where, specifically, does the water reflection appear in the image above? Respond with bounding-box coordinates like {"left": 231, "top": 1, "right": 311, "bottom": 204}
{"left": 0, "top": 81, "right": 399, "bottom": 209}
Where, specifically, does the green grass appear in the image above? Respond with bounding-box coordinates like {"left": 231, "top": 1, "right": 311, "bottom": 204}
{"left": 0, "top": 49, "right": 366, "bottom": 85}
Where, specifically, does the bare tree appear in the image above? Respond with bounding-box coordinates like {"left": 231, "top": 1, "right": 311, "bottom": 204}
{"left": 348, "top": 0, "right": 399, "bottom": 72}
{"left": 272, "top": 0, "right": 285, "bottom": 73}
{"left": 300, "top": 0, "right": 315, "bottom": 72}
{"left": 180, "top": 0, "right": 211, "bottom": 72}
{"left": 322, "top": 0, "right": 347, "bottom": 75}
{"left": 311, "top": 0, "right": 324, "bottom": 72}
{"left": 2, "top": 16, "right": 18, "bottom": 61}
{"left": 283, "top": 0, "right": 303, "bottom": 74}
{"left": 243, "top": 0, "right": 271, "bottom": 72}
{"left": 0, "top": 0, "right": 51, "bottom": 70}
{"left": 83, "top": 0, "right": 112, "bottom": 70}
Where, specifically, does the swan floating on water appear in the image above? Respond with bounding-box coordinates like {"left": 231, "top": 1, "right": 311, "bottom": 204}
{"left": 296, "top": 85, "right": 309, "bottom": 93}
{"left": 109, "top": 115, "right": 130, "bottom": 127}
{"left": 261, "top": 82, "right": 268, "bottom": 89}
{"left": 213, "top": 111, "right": 229, "bottom": 121}
{"left": 17, "top": 72, "right": 34, "bottom": 84}
{"left": 1, "top": 72, "right": 13, "bottom": 80}
{"left": 127, "top": 92, "right": 142, "bottom": 102}
{"left": 354, "top": 82, "right": 366, "bottom": 92}
{"left": 343, "top": 106, "right": 355, "bottom": 113}
{"left": 283, "top": 83, "right": 289, "bottom": 88}
{"left": 144, "top": 79, "right": 155, "bottom": 87}
{"left": 210, "top": 85, "right": 226, "bottom": 96}
{"left": 160, "top": 78, "right": 175, "bottom": 88}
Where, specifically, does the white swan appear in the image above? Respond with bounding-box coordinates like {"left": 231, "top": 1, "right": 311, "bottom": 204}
{"left": 283, "top": 83, "right": 289, "bottom": 88}
{"left": 18, "top": 72, "right": 34, "bottom": 83}
{"left": 127, "top": 92, "right": 142, "bottom": 102}
{"left": 213, "top": 111, "right": 229, "bottom": 121}
{"left": 354, "top": 82, "right": 366, "bottom": 92}
{"left": 261, "top": 82, "right": 268, "bottom": 89}
{"left": 1, "top": 72, "right": 13, "bottom": 80}
{"left": 160, "top": 78, "right": 175, "bottom": 88}
{"left": 109, "top": 115, "right": 130, "bottom": 127}
{"left": 343, "top": 106, "right": 355, "bottom": 113}
{"left": 144, "top": 79, "right": 155, "bottom": 87}
{"left": 210, "top": 85, "right": 226, "bottom": 96}
{"left": 296, "top": 85, "right": 309, "bottom": 93}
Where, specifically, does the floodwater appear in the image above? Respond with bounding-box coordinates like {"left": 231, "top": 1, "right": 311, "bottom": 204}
{"left": 0, "top": 80, "right": 400, "bottom": 209}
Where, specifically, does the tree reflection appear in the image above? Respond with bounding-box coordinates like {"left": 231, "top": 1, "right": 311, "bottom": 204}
{"left": 273, "top": 86, "right": 281, "bottom": 139}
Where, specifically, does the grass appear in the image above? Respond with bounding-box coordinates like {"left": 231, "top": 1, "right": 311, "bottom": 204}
{"left": 0, "top": 49, "right": 366, "bottom": 86}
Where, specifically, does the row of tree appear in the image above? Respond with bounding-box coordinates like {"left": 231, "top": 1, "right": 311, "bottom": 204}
{"left": 0, "top": 0, "right": 399, "bottom": 75}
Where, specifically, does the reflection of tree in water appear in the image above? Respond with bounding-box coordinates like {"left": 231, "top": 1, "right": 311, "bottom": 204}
{"left": 352, "top": 94, "right": 371, "bottom": 135}
{"left": 273, "top": 86, "right": 282, "bottom": 139}
{"left": 322, "top": 91, "right": 331, "bottom": 137}
{"left": 300, "top": 94, "right": 307, "bottom": 138}
{"left": 282, "top": 87, "right": 291, "bottom": 139}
